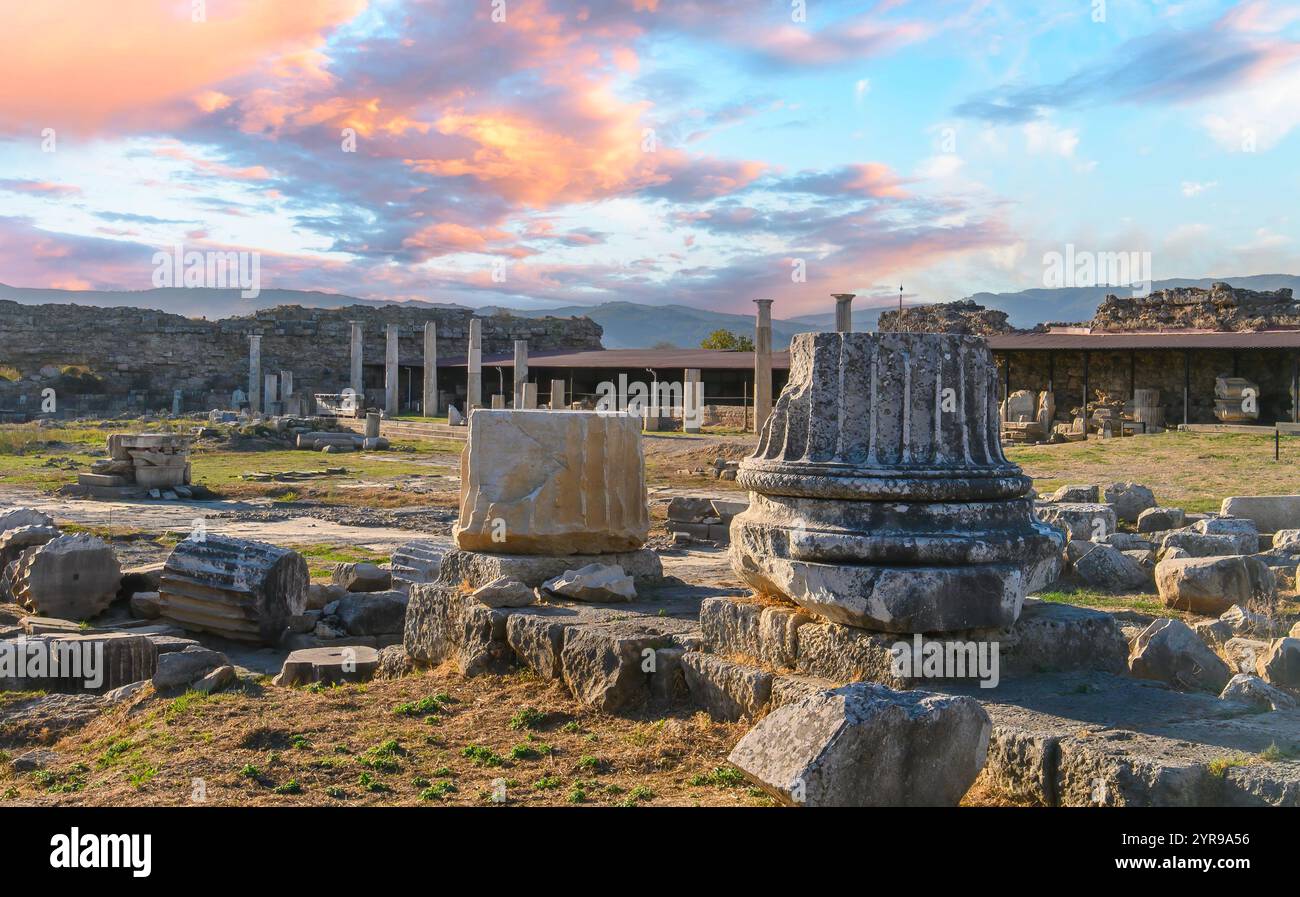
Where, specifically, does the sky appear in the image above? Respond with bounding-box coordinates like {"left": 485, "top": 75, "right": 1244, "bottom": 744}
{"left": 0, "top": 0, "right": 1297, "bottom": 316}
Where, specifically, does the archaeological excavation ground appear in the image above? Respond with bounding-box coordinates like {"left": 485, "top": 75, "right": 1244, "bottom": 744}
{"left": 8, "top": 2, "right": 1300, "bottom": 878}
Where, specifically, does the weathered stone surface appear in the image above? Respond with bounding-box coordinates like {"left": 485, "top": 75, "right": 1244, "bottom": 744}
{"left": 0, "top": 632, "right": 157, "bottom": 694}
{"left": 0, "top": 524, "right": 58, "bottom": 574}
{"left": 700, "top": 597, "right": 764, "bottom": 659}
{"left": 1073, "top": 543, "right": 1150, "bottom": 592}
{"left": 1104, "top": 482, "right": 1157, "bottom": 523}
{"left": 159, "top": 535, "right": 307, "bottom": 643}
{"left": 730, "top": 331, "right": 1062, "bottom": 633}
{"left": 560, "top": 622, "right": 677, "bottom": 712}
{"left": 728, "top": 683, "right": 991, "bottom": 806}
{"left": 436, "top": 547, "right": 662, "bottom": 589}
{"left": 757, "top": 605, "right": 812, "bottom": 668}
{"left": 1220, "top": 603, "right": 1284, "bottom": 639}
{"left": 1047, "top": 484, "right": 1099, "bottom": 503}
{"left": 505, "top": 607, "right": 570, "bottom": 678}
{"left": 192, "top": 664, "right": 236, "bottom": 695}
{"left": 374, "top": 644, "right": 413, "bottom": 679}
{"left": 305, "top": 582, "right": 346, "bottom": 611}
{"left": 1161, "top": 530, "right": 1258, "bottom": 557}
{"left": 1102, "top": 532, "right": 1154, "bottom": 550}
{"left": 1221, "top": 495, "right": 1300, "bottom": 534}
{"left": 1129, "top": 618, "right": 1232, "bottom": 692}
{"left": 8, "top": 534, "right": 121, "bottom": 621}
{"left": 953, "top": 671, "right": 1300, "bottom": 806}
{"left": 1223, "top": 637, "right": 1270, "bottom": 674}
{"left": 272, "top": 645, "right": 380, "bottom": 686}
{"left": 1138, "top": 506, "right": 1185, "bottom": 533}
{"left": 0, "top": 507, "right": 55, "bottom": 533}
{"left": 1036, "top": 502, "right": 1116, "bottom": 541}
{"left": 389, "top": 540, "right": 443, "bottom": 591}
{"left": 703, "top": 595, "right": 1126, "bottom": 686}
{"left": 471, "top": 577, "right": 535, "bottom": 608}
{"left": 153, "top": 645, "right": 230, "bottom": 692}
{"left": 1258, "top": 637, "right": 1300, "bottom": 688}
{"left": 331, "top": 562, "right": 391, "bottom": 593}
{"left": 542, "top": 563, "right": 636, "bottom": 603}
{"left": 334, "top": 590, "right": 408, "bottom": 636}
{"left": 454, "top": 409, "right": 649, "bottom": 554}
{"left": 129, "top": 590, "right": 162, "bottom": 619}
{"left": 681, "top": 652, "right": 773, "bottom": 721}
{"left": 1155, "top": 555, "right": 1276, "bottom": 616}
{"left": 1221, "top": 673, "right": 1296, "bottom": 711}
{"left": 404, "top": 583, "right": 511, "bottom": 676}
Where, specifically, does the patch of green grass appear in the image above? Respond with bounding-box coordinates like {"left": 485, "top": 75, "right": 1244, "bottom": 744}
{"left": 567, "top": 786, "right": 587, "bottom": 803}
{"left": 460, "top": 744, "right": 506, "bottom": 767}
{"left": 509, "top": 706, "right": 546, "bottom": 731}
{"left": 394, "top": 695, "right": 447, "bottom": 717}
{"left": 290, "top": 734, "right": 312, "bottom": 749}
{"left": 240, "top": 764, "right": 261, "bottom": 778}
{"left": 326, "top": 786, "right": 347, "bottom": 799}
{"left": 356, "top": 739, "right": 405, "bottom": 772}
{"left": 273, "top": 779, "right": 303, "bottom": 795}
{"left": 357, "top": 772, "right": 390, "bottom": 793}
{"left": 628, "top": 785, "right": 655, "bottom": 802}
{"left": 688, "top": 766, "right": 746, "bottom": 788}
{"left": 96, "top": 739, "right": 135, "bottom": 768}
{"left": 166, "top": 690, "right": 210, "bottom": 717}
{"left": 1209, "top": 754, "right": 1253, "bottom": 777}
{"left": 576, "top": 755, "right": 605, "bottom": 773}
{"left": 419, "top": 780, "right": 458, "bottom": 801}
{"left": 126, "top": 762, "right": 158, "bottom": 789}
{"left": 1036, "top": 589, "right": 1171, "bottom": 616}
{"left": 533, "top": 775, "right": 563, "bottom": 791}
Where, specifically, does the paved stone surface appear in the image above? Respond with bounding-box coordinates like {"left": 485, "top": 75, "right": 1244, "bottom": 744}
{"left": 941, "top": 671, "right": 1300, "bottom": 806}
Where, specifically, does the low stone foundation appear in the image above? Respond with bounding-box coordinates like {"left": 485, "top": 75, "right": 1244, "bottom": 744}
{"left": 436, "top": 548, "right": 663, "bottom": 590}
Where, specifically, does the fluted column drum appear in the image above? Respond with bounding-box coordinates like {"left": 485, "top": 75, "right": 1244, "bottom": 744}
{"left": 730, "top": 331, "right": 1063, "bottom": 633}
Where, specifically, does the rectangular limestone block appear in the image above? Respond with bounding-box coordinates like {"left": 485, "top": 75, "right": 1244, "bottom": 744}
{"left": 1221, "top": 495, "right": 1300, "bottom": 534}
{"left": 454, "top": 410, "right": 648, "bottom": 554}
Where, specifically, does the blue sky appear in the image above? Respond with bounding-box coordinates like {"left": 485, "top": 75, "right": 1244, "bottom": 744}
{"left": 0, "top": 0, "right": 1296, "bottom": 315}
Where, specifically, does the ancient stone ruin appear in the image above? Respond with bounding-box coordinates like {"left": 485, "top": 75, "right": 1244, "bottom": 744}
{"left": 158, "top": 535, "right": 308, "bottom": 643}
{"left": 730, "top": 331, "right": 1063, "bottom": 632}
{"left": 1091, "top": 282, "right": 1300, "bottom": 332}
{"left": 76, "top": 433, "right": 192, "bottom": 498}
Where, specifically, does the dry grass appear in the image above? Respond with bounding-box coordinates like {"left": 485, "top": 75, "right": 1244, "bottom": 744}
{"left": 0, "top": 668, "right": 774, "bottom": 808}
{"left": 1007, "top": 431, "right": 1300, "bottom": 513}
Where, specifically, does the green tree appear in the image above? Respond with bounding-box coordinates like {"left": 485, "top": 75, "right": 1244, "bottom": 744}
{"left": 700, "top": 329, "right": 754, "bottom": 351}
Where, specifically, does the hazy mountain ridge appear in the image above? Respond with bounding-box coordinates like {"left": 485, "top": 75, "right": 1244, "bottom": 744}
{"left": 2, "top": 275, "right": 1297, "bottom": 348}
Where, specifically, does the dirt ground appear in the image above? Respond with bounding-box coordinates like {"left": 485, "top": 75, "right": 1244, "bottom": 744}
{"left": 1, "top": 423, "right": 1297, "bottom": 807}
{"left": 1, "top": 667, "right": 769, "bottom": 807}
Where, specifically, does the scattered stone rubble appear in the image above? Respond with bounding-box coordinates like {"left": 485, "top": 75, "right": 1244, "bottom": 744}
{"left": 74, "top": 433, "right": 192, "bottom": 499}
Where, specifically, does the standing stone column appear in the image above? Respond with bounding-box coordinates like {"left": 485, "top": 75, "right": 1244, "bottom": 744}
{"left": 467, "top": 318, "right": 483, "bottom": 410}
{"left": 264, "top": 373, "right": 279, "bottom": 414}
{"left": 248, "top": 335, "right": 262, "bottom": 414}
{"left": 522, "top": 382, "right": 538, "bottom": 410}
{"left": 423, "top": 321, "right": 438, "bottom": 417}
{"left": 384, "top": 324, "right": 399, "bottom": 415}
{"left": 684, "top": 368, "right": 702, "bottom": 434}
{"left": 729, "top": 331, "right": 1064, "bottom": 633}
{"left": 513, "top": 340, "right": 529, "bottom": 408}
{"left": 551, "top": 379, "right": 566, "bottom": 410}
{"left": 833, "top": 293, "right": 855, "bottom": 333}
{"left": 349, "top": 321, "right": 363, "bottom": 399}
{"left": 753, "top": 298, "right": 774, "bottom": 433}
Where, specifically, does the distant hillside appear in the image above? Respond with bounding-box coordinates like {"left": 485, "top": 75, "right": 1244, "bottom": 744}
{"left": 3, "top": 275, "right": 1297, "bottom": 347}
{"left": 0, "top": 284, "right": 468, "bottom": 319}
{"left": 479, "top": 301, "right": 832, "bottom": 349}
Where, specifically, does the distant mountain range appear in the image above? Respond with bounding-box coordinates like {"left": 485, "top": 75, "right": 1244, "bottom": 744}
{"left": 2, "top": 275, "right": 1297, "bottom": 348}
